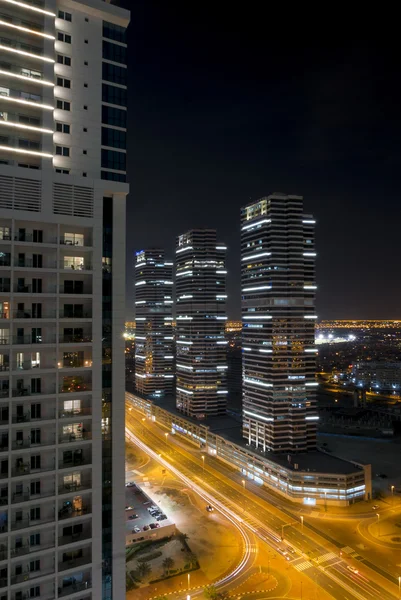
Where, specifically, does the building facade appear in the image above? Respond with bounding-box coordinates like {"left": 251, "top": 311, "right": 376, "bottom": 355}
{"left": 175, "top": 229, "right": 227, "bottom": 417}
{"left": 134, "top": 249, "right": 174, "bottom": 398}
{"left": 352, "top": 361, "right": 401, "bottom": 393}
{"left": 0, "top": 0, "right": 130, "bottom": 598}
{"left": 241, "top": 194, "right": 318, "bottom": 453}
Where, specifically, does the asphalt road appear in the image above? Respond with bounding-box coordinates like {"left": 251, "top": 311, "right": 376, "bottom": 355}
{"left": 126, "top": 404, "right": 399, "bottom": 600}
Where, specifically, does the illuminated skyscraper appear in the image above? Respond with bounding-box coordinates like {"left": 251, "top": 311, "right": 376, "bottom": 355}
{"left": 134, "top": 249, "right": 174, "bottom": 397}
{"left": 0, "top": 0, "right": 130, "bottom": 597}
{"left": 241, "top": 194, "right": 318, "bottom": 453}
{"left": 175, "top": 229, "right": 227, "bottom": 417}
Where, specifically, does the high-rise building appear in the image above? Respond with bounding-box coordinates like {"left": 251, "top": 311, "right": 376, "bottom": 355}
{"left": 241, "top": 194, "right": 318, "bottom": 453}
{"left": 134, "top": 249, "right": 174, "bottom": 398}
{"left": 0, "top": 0, "right": 130, "bottom": 598}
{"left": 175, "top": 229, "right": 227, "bottom": 417}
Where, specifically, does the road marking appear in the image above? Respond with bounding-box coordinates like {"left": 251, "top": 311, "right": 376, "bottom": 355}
{"left": 316, "top": 551, "right": 338, "bottom": 564}
{"left": 294, "top": 560, "right": 313, "bottom": 572}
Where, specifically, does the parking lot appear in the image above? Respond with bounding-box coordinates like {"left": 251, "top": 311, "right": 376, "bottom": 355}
{"left": 125, "top": 481, "right": 174, "bottom": 541}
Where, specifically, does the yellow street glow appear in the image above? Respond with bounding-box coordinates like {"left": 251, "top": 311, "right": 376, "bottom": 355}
{"left": 0, "top": 69, "right": 54, "bottom": 86}
{"left": 0, "top": 145, "right": 53, "bottom": 158}
{"left": 0, "top": 19, "right": 55, "bottom": 39}
{"left": 0, "top": 43, "right": 55, "bottom": 63}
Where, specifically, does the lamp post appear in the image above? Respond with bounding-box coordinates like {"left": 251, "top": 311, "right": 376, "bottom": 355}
{"left": 201, "top": 455, "right": 205, "bottom": 473}
{"left": 398, "top": 575, "right": 400, "bottom": 600}
{"left": 242, "top": 479, "right": 246, "bottom": 490}
{"left": 187, "top": 572, "right": 190, "bottom": 589}
{"left": 392, "top": 485, "right": 395, "bottom": 505}
{"left": 301, "top": 515, "right": 304, "bottom": 533}
{"left": 165, "top": 432, "right": 168, "bottom": 442}
{"left": 376, "top": 513, "right": 380, "bottom": 537}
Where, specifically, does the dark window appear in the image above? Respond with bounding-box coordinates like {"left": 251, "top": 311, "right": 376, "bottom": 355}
{"left": 57, "top": 54, "right": 71, "bottom": 66}
{"left": 57, "top": 32, "right": 72, "bottom": 44}
{"left": 56, "top": 100, "right": 71, "bottom": 111}
{"left": 102, "top": 105, "right": 126, "bottom": 128}
{"left": 57, "top": 77, "right": 71, "bottom": 88}
{"left": 56, "top": 123, "right": 70, "bottom": 134}
{"left": 101, "top": 149, "right": 126, "bottom": 171}
{"left": 102, "top": 83, "right": 126, "bottom": 107}
{"left": 101, "top": 171, "right": 126, "bottom": 182}
{"left": 102, "top": 41, "right": 126, "bottom": 65}
{"left": 102, "top": 62, "right": 127, "bottom": 86}
{"left": 55, "top": 146, "right": 70, "bottom": 157}
{"left": 103, "top": 21, "right": 127, "bottom": 43}
{"left": 58, "top": 10, "right": 72, "bottom": 21}
{"left": 101, "top": 127, "right": 126, "bottom": 149}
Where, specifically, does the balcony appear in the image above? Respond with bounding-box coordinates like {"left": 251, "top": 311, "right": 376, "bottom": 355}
{"left": 14, "top": 258, "right": 57, "bottom": 269}
{"left": 14, "top": 285, "right": 57, "bottom": 294}
{"left": 0, "top": 134, "right": 42, "bottom": 154}
{"left": 59, "top": 407, "right": 92, "bottom": 419}
{"left": 58, "top": 579, "right": 92, "bottom": 597}
{"left": 13, "top": 335, "right": 56, "bottom": 345}
{"left": 13, "top": 310, "right": 57, "bottom": 319}
{"left": 0, "top": 256, "right": 10, "bottom": 267}
{"left": 58, "top": 361, "right": 92, "bottom": 370}
{"left": 58, "top": 553, "right": 92, "bottom": 572}
{"left": 12, "top": 386, "right": 56, "bottom": 397}
{"left": 60, "top": 235, "right": 92, "bottom": 248}
{"left": 58, "top": 504, "right": 91, "bottom": 521}
{"left": 59, "top": 335, "right": 92, "bottom": 344}
{"left": 12, "top": 410, "right": 56, "bottom": 424}
{"left": 59, "top": 310, "right": 92, "bottom": 319}
{"left": 12, "top": 488, "right": 55, "bottom": 505}
{"left": 58, "top": 481, "right": 91, "bottom": 495}
{"left": 0, "top": 12, "right": 45, "bottom": 35}
{"left": 0, "top": 285, "right": 10, "bottom": 293}
{"left": 11, "top": 539, "right": 55, "bottom": 557}
{"left": 0, "top": 364, "right": 9, "bottom": 372}
{"left": 61, "top": 261, "right": 92, "bottom": 272}
{"left": 0, "top": 545, "right": 7, "bottom": 561}
{"left": 12, "top": 434, "right": 56, "bottom": 450}
{"left": 0, "top": 61, "right": 46, "bottom": 84}
{"left": 0, "top": 312, "right": 9, "bottom": 319}
{"left": 58, "top": 432, "right": 91, "bottom": 445}
{"left": 11, "top": 565, "right": 55, "bottom": 585}
{"left": 58, "top": 456, "right": 91, "bottom": 470}
{"left": 13, "top": 360, "right": 55, "bottom": 371}
{"left": 0, "top": 35, "right": 45, "bottom": 59}
{"left": 0, "top": 390, "right": 9, "bottom": 398}
{"left": 11, "top": 460, "right": 55, "bottom": 477}
{"left": 11, "top": 514, "right": 55, "bottom": 531}
{"left": 14, "top": 233, "right": 57, "bottom": 244}
{"left": 59, "top": 286, "right": 92, "bottom": 296}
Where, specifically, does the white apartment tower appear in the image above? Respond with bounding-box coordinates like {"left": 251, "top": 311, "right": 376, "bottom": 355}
{"left": 175, "top": 230, "right": 228, "bottom": 418}
{"left": 241, "top": 194, "right": 318, "bottom": 454}
{"left": 0, "top": 0, "right": 130, "bottom": 598}
{"left": 134, "top": 249, "right": 174, "bottom": 398}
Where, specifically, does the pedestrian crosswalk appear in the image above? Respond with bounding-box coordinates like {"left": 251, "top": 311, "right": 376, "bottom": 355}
{"left": 294, "top": 560, "right": 313, "bottom": 572}
{"left": 316, "top": 551, "right": 338, "bottom": 564}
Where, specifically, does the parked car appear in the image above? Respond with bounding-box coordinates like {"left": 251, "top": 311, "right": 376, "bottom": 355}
{"left": 143, "top": 525, "right": 150, "bottom": 531}
{"left": 128, "top": 514, "right": 139, "bottom": 520}
{"left": 206, "top": 505, "right": 214, "bottom": 512}
{"left": 133, "top": 527, "right": 141, "bottom": 533}
{"left": 125, "top": 505, "right": 134, "bottom": 511}
{"left": 347, "top": 566, "right": 359, "bottom": 574}
{"left": 156, "top": 514, "right": 167, "bottom": 521}
{"left": 149, "top": 522, "right": 160, "bottom": 529}
{"left": 372, "top": 505, "right": 379, "bottom": 510}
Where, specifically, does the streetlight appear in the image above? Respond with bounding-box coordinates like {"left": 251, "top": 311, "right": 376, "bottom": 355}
{"left": 324, "top": 491, "right": 327, "bottom": 512}
{"left": 376, "top": 513, "right": 380, "bottom": 537}
{"left": 187, "top": 572, "right": 190, "bottom": 589}
{"left": 300, "top": 515, "right": 304, "bottom": 533}
{"left": 201, "top": 455, "right": 205, "bottom": 473}
{"left": 392, "top": 485, "right": 395, "bottom": 505}
{"left": 165, "top": 432, "right": 168, "bottom": 441}
{"left": 242, "top": 479, "right": 246, "bottom": 490}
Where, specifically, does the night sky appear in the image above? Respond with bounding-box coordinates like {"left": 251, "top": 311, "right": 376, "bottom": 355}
{"left": 121, "top": 2, "right": 401, "bottom": 320}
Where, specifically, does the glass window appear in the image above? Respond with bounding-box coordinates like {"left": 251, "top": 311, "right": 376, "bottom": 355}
{"left": 101, "top": 149, "right": 126, "bottom": 171}
{"left": 57, "top": 77, "right": 71, "bottom": 89}
{"left": 64, "top": 233, "right": 84, "bottom": 246}
{"left": 102, "top": 41, "right": 126, "bottom": 65}
{"left": 56, "top": 146, "right": 70, "bottom": 157}
{"left": 103, "top": 21, "right": 127, "bottom": 43}
{"left": 0, "top": 227, "right": 11, "bottom": 241}
{"left": 63, "top": 256, "right": 85, "bottom": 270}
{"left": 57, "top": 54, "right": 71, "bottom": 66}
{"left": 57, "top": 32, "right": 72, "bottom": 43}
{"left": 56, "top": 123, "right": 70, "bottom": 134}
{"left": 58, "top": 10, "right": 72, "bottom": 21}
{"left": 101, "top": 171, "right": 126, "bottom": 182}
{"left": 101, "top": 127, "right": 126, "bottom": 149}
{"left": 102, "top": 84, "right": 127, "bottom": 107}
{"left": 56, "top": 100, "right": 71, "bottom": 111}
{"left": 102, "top": 62, "right": 127, "bottom": 86}
{"left": 101, "top": 105, "right": 126, "bottom": 128}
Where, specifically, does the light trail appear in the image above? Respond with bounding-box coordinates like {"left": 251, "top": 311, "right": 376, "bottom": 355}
{"left": 125, "top": 428, "right": 254, "bottom": 596}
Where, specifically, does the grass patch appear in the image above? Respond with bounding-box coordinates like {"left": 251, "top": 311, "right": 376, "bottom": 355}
{"left": 137, "top": 551, "right": 162, "bottom": 563}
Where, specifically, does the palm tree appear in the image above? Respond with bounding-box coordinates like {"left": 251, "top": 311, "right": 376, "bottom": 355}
{"left": 187, "top": 552, "right": 198, "bottom": 567}
{"left": 162, "top": 557, "right": 175, "bottom": 574}
{"left": 138, "top": 561, "right": 152, "bottom": 579}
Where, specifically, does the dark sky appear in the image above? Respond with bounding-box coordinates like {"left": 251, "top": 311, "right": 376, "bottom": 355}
{"left": 121, "top": 2, "right": 401, "bottom": 321}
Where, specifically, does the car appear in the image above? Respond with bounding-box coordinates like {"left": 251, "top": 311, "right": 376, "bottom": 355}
{"left": 206, "top": 505, "right": 214, "bottom": 512}
{"left": 125, "top": 482, "right": 136, "bottom": 487}
{"left": 128, "top": 514, "right": 139, "bottom": 520}
{"left": 133, "top": 527, "right": 141, "bottom": 533}
{"left": 372, "top": 505, "right": 379, "bottom": 510}
{"left": 347, "top": 566, "right": 359, "bottom": 574}
{"left": 143, "top": 525, "right": 150, "bottom": 531}
{"left": 149, "top": 523, "right": 160, "bottom": 529}
{"left": 156, "top": 514, "right": 167, "bottom": 521}
{"left": 125, "top": 506, "right": 134, "bottom": 511}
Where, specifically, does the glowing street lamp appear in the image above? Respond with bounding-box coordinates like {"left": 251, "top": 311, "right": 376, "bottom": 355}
{"left": 201, "top": 455, "right": 205, "bottom": 473}
{"left": 376, "top": 513, "right": 380, "bottom": 537}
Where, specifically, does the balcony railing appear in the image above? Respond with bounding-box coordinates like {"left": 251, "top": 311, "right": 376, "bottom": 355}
{"left": 11, "top": 565, "right": 55, "bottom": 585}
{"left": 14, "top": 285, "right": 57, "bottom": 294}
{"left": 59, "top": 408, "right": 92, "bottom": 419}
{"left": 59, "top": 335, "right": 92, "bottom": 344}
{"left": 59, "top": 361, "right": 92, "bottom": 369}
{"left": 58, "top": 504, "right": 91, "bottom": 521}
{"left": 12, "top": 488, "right": 55, "bottom": 504}
{"left": 0, "top": 12, "right": 45, "bottom": 34}
{"left": 11, "top": 461, "right": 56, "bottom": 477}
{"left": 0, "top": 312, "right": 9, "bottom": 319}
{"left": 0, "top": 35, "right": 44, "bottom": 57}
{"left": 60, "top": 384, "right": 91, "bottom": 394}
{"left": 11, "top": 514, "right": 55, "bottom": 531}
{"left": 14, "top": 233, "right": 57, "bottom": 244}
{"left": 12, "top": 410, "right": 56, "bottom": 424}
{"left": 12, "top": 386, "right": 56, "bottom": 397}
{"left": 0, "top": 258, "right": 10, "bottom": 267}
{"left": 0, "top": 389, "right": 9, "bottom": 398}
{"left": 58, "top": 554, "right": 92, "bottom": 572}
{"left": 13, "top": 361, "right": 56, "bottom": 371}
{"left": 0, "top": 285, "right": 10, "bottom": 293}
{"left": 0, "top": 364, "right": 9, "bottom": 372}
{"left": 12, "top": 435, "right": 56, "bottom": 450}
{"left": 0, "top": 86, "right": 43, "bottom": 105}
{"left": 59, "top": 311, "right": 92, "bottom": 319}
{"left": 58, "top": 580, "right": 92, "bottom": 597}
{"left": 58, "top": 481, "right": 91, "bottom": 495}
{"left": 13, "top": 335, "right": 56, "bottom": 344}
{"left": 13, "top": 310, "right": 57, "bottom": 319}
{"left": 11, "top": 539, "right": 54, "bottom": 557}
{"left": 0, "top": 61, "right": 45, "bottom": 83}
{"left": 58, "top": 432, "right": 92, "bottom": 444}
{"left": 58, "top": 530, "right": 91, "bottom": 546}
{"left": 14, "top": 259, "right": 58, "bottom": 268}
{"left": 59, "top": 287, "right": 92, "bottom": 295}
